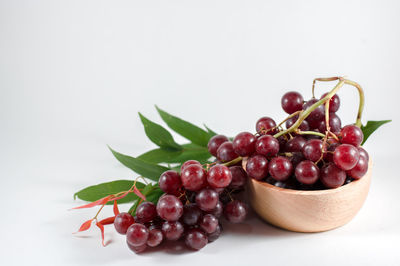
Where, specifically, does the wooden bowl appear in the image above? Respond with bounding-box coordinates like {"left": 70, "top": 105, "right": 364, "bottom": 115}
{"left": 245, "top": 159, "right": 372, "bottom": 233}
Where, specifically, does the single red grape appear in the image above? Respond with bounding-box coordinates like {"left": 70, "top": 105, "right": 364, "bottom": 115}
{"left": 180, "top": 160, "right": 201, "bottom": 173}
{"left": 303, "top": 99, "right": 325, "bottom": 124}
{"left": 321, "top": 92, "right": 341, "bottom": 113}
{"left": 228, "top": 166, "right": 247, "bottom": 189}
{"left": 268, "top": 156, "right": 293, "bottom": 181}
{"left": 246, "top": 155, "right": 269, "bottom": 180}
{"left": 208, "top": 200, "right": 223, "bottom": 218}
{"left": 340, "top": 125, "right": 364, "bottom": 146}
{"left": 256, "top": 117, "right": 277, "bottom": 135}
{"left": 281, "top": 91, "right": 304, "bottom": 114}
{"left": 255, "top": 135, "right": 280, "bottom": 157}
{"left": 156, "top": 194, "right": 183, "bottom": 221}
{"left": 285, "top": 136, "right": 307, "bottom": 152}
{"left": 146, "top": 228, "right": 163, "bottom": 247}
{"left": 114, "top": 212, "right": 135, "bottom": 235}
{"left": 195, "top": 188, "right": 219, "bottom": 211}
{"left": 333, "top": 144, "right": 360, "bottom": 170}
{"left": 347, "top": 155, "right": 368, "bottom": 179}
{"left": 135, "top": 202, "right": 157, "bottom": 223}
{"left": 208, "top": 224, "right": 222, "bottom": 242}
{"left": 224, "top": 200, "right": 248, "bottom": 223}
{"left": 207, "top": 165, "right": 232, "bottom": 188}
{"left": 320, "top": 163, "right": 346, "bottom": 188}
{"left": 181, "top": 164, "right": 206, "bottom": 191}
{"left": 126, "top": 223, "right": 149, "bottom": 247}
{"left": 285, "top": 115, "right": 310, "bottom": 131}
{"left": 159, "top": 170, "right": 182, "bottom": 195}
{"left": 233, "top": 132, "right": 256, "bottom": 156}
{"left": 207, "top": 135, "right": 229, "bottom": 157}
{"left": 199, "top": 214, "right": 218, "bottom": 234}
{"left": 185, "top": 228, "right": 208, "bottom": 250}
{"left": 161, "top": 221, "right": 184, "bottom": 241}
{"left": 302, "top": 139, "right": 323, "bottom": 162}
{"left": 295, "top": 160, "right": 320, "bottom": 185}
{"left": 216, "top": 142, "right": 239, "bottom": 162}
{"left": 182, "top": 203, "right": 202, "bottom": 226}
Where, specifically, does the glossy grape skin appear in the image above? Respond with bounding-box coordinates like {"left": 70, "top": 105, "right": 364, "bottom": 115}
{"left": 321, "top": 93, "right": 341, "bottom": 113}
{"left": 147, "top": 228, "right": 163, "bottom": 247}
{"left": 285, "top": 115, "right": 310, "bottom": 131}
{"left": 208, "top": 200, "right": 223, "bottom": 218}
{"left": 268, "top": 156, "right": 293, "bottom": 181}
{"left": 302, "top": 139, "right": 323, "bottom": 162}
{"left": 320, "top": 163, "right": 346, "bottom": 188}
{"left": 181, "top": 164, "right": 206, "bottom": 191}
{"left": 161, "top": 221, "right": 184, "bottom": 241}
{"left": 156, "top": 194, "right": 183, "bottom": 221}
{"left": 199, "top": 214, "right": 218, "bottom": 234}
{"left": 135, "top": 202, "right": 157, "bottom": 223}
{"left": 285, "top": 136, "right": 307, "bottom": 152}
{"left": 317, "top": 113, "right": 342, "bottom": 133}
{"left": 256, "top": 117, "right": 277, "bottom": 135}
{"left": 228, "top": 166, "right": 247, "bottom": 189}
{"left": 159, "top": 170, "right": 182, "bottom": 195}
{"left": 180, "top": 160, "right": 201, "bottom": 173}
{"left": 303, "top": 99, "right": 325, "bottom": 124}
{"left": 114, "top": 212, "right": 135, "bottom": 235}
{"left": 185, "top": 228, "right": 208, "bottom": 250}
{"left": 295, "top": 160, "right": 320, "bottom": 185}
{"left": 195, "top": 188, "right": 219, "bottom": 212}
{"left": 182, "top": 203, "right": 202, "bottom": 226}
{"left": 207, "top": 224, "right": 222, "bottom": 242}
{"left": 207, "top": 165, "right": 232, "bottom": 188}
{"left": 255, "top": 135, "right": 280, "bottom": 157}
{"left": 281, "top": 91, "right": 304, "bottom": 114}
{"left": 233, "top": 132, "right": 256, "bottom": 156}
{"left": 246, "top": 155, "right": 269, "bottom": 180}
{"left": 358, "top": 147, "right": 369, "bottom": 161}
{"left": 340, "top": 125, "right": 364, "bottom": 146}
{"left": 347, "top": 155, "right": 368, "bottom": 179}
{"left": 127, "top": 241, "right": 147, "bottom": 253}
{"left": 333, "top": 144, "right": 360, "bottom": 170}
{"left": 126, "top": 223, "right": 149, "bottom": 247}
{"left": 224, "top": 200, "right": 248, "bottom": 223}
{"left": 216, "top": 142, "right": 239, "bottom": 162}
{"left": 207, "top": 135, "right": 229, "bottom": 157}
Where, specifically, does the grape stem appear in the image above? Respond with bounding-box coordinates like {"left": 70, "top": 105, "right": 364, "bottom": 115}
{"left": 295, "top": 130, "right": 325, "bottom": 138}
{"left": 222, "top": 156, "right": 243, "bottom": 167}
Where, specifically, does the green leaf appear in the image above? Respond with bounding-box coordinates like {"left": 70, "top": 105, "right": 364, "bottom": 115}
{"left": 74, "top": 180, "right": 145, "bottom": 205}
{"left": 138, "top": 143, "right": 212, "bottom": 164}
{"left": 109, "top": 146, "right": 170, "bottom": 181}
{"left": 204, "top": 124, "right": 217, "bottom": 137}
{"left": 128, "top": 184, "right": 164, "bottom": 214}
{"left": 361, "top": 120, "right": 391, "bottom": 145}
{"left": 156, "top": 106, "right": 211, "bottom": 147}
{"left": 138, "top": 112, "right": 182, "bottom": 150}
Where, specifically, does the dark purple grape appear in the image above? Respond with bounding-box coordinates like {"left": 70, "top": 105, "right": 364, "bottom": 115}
{"left": 208, "top": 200, "right": 223, "bottom": 218}
{"left": 216, "top": 142, "right": 239, "bottom": 162}
{"left": 114, "top": 212, "right": 135, "bottom": 235}
{"left": 358, "top": 147, "right": 369, "bottom": 161}
{"left": 224, "top": 200, "right": 248, "bottom": 223}
{"left": 182, "top": 203, "right": 202, "bottom": 226}
{"left": 317, "top": 113, "right": 342, "bottom": 133}
{"left": 323, "top": 143, "right": 340, "bottom": 162}
{"left": 303, "top": 98, "right": 325, "bottom": 124}
{"left": 268, "top": 156, "right": 293, "bottom": 181}
{"left": 288, "top": 152, "right": 305, "bottom": 167}
{"left": 207, "top": 135, "right": 229, "bottom": 157}
{"left": 246, "top": 155, "right": 269, "bottom": 180}
{"left": 233, "top": 132, "right": 256, "bottom": 156}
{"left": 281, "top": 91, "right": 304, "bottom": 114}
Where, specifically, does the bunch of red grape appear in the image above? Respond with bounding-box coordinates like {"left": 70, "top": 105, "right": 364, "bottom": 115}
{"left": 114, "top": 159, "right": 248, "bottom": 253}
{"left": 223, "top": 91, "right": 368, "bottom": 190}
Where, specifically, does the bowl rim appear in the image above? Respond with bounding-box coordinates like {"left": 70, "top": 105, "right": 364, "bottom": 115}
{"left": 248, "top": 159, "right": 372, "bottom": 196}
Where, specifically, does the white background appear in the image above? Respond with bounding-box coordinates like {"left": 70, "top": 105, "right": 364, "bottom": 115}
{"left": 1, "top": 0, "right": 400, "bottom": 265}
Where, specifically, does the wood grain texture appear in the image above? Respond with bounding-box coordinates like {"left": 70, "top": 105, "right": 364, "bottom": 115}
{"left": 245, "top": 159, "right": 372, "bottom": 233}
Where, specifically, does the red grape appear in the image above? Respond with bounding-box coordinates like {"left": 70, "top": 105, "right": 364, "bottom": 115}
{"left": 281, "top": 91, "right": 304, "bottom": 114}
{"left": 295, "top": 160, "right": 320, "bottom": 185}
{"left": 224, "top": 200, "right": 248, "bottom": 223}
{"left": 207, "top": 135, "right": 229, "bottom": 157}
{"left": 246, "top": 155, "right": 269, "bottom": 180}
{"left": 228, "top": 166, "right": 247, "bottom": 189}
{"left": 195, "top": 188, "right": 219, "bottom": 211}
{"left": 199, "top": 214, "right": 218, "bottom": 234}
{"left": 182, "top": 203, "right": 202, "bottom": 226}
{"left": 268, "top": 156, "right": 293, "bottom": 181}
{"left": 114, "top": 212, "right": 135, "bottom": 235}
{"left": 320, "top": 163, "right": 346, "bottom": 188}
{"left": 256, "top": 117, "right": 277, "bottom": 134}
{"left": 156, "top": 194, "right": 183, "bottom": 221}
{"left": 185, "top": 228, "right": 208, "bottom": 250}
{"left": 233, "top": 132, "right": 256, "bottom": 156}
{"left": 216, "top": 142, "right": 239, "bottom": 162}
{"left": 147, "top": 228, "right": 163, "bottom": 247}
{"left": 333, "top": 144, "right": 360, "bottom": 170}
{"left": 302, "top": 139, "right": 323, "bottom": 162}
{"left": 161, "top": 221, "right": 184, "bottom": 241}
{"left": 340, "top": 125, "right": 364, "bottom": 146}
{"left": 285, "top": 136, "right": 307, "bottom": 152}
{"left": 180, "top": 160, "right": 201, "bottom": 173}
{"left": 135, "top": 202, "right": 157, "bottom": 223}
{"left": 181, "top": 164, "right": 206, "bottom": 191}
{"left": 255, "top": 135, "right": 280, "bottom": 157}
{"left": 126, "top": 223, "right": 149, "bottom": 247}
{"left": 347, "top": 155, "right": 368, "bottom": 179}
{"left": 321, "top": 92, "right": 340, "bottom": 113}
{"left": 159, "top": 170, "right": 182, "bottom": 195}
{"left": 207, "top": 165, "right": 232, "bottom": 188}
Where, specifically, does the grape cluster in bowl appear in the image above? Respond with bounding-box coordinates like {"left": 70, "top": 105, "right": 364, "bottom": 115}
{"left": 115, "top": 159, "right": 248, "bottom": 253}
{"left": 220, "top": 90, "right": 369, "bottom": 190}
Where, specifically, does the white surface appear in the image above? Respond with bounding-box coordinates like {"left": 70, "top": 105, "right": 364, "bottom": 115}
{"left": 1, "top": 0, "right": 400, "bottom": 265}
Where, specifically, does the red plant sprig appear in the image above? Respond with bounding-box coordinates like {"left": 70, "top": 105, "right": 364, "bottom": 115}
{"left": 72, "top": 179, "right": 146, "bottom": 246}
